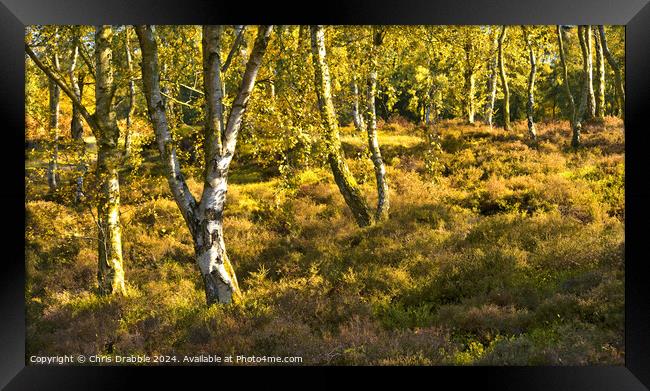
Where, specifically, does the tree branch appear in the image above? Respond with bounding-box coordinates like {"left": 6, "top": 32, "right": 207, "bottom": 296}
{"left": 222, "top": 25, "right": 273, "bottom": 161}
{"left": 25, "top": 43, "right": 100, "bottom": 136}
{"left": 135, "top": 25, "right": 198, "bottom": 230}
{"left": 221, "top": 25, "right": 247, "bottom": 73}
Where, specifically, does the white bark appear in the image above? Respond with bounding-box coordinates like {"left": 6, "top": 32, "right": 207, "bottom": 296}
{"left": 598, "top": 25, "right": 624, "bottom": 120}
{"left": 366, "top": 27, "right": 389, "bottom": 221}
{"left": 522, "top": 26, "right": 537, "bottom": 141}
{"left": 138, "top": 25, "right": 272, "bottom": 305}
{"left": 95, "top": 25, "right": 126, "bottom": 296}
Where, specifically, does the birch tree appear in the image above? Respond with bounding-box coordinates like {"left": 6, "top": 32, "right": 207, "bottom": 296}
{"left": 583, "top": 26, "right": 596, "bottom": 120}
{"left": 366, "top": 26, "right": 389, "bottom": 221}
{"left": 46, "top": 49, "right": 60, "bottom": 191}
{"left": 69, "top": 28, "right": 87, "bottom": 203}
{"left": 593, "top": 26, "right": 606, "bottom": 119}
{"left": 26, "top": 26, "right": 127, "bottom": 295}
{"left": 485, "top": 27, "right": 499, "bottom": 129}
{"left": 136, "top": 25, "right": 273, "bottom": 305}
{"left": 123, "top": 27, "right": 136, "bottom": 157}
{"left": 522, "top": 26, "right": 537, "bottom": 141}
{"left": 598, "top": 25, "right": 625, "bottom": 120}
{"left": 557, "top": 25, "right": 587, "bottom": 148}
{"left": 310, "top": 25, "right": 374, "bottom": 227}
{"left": 498, "top": 25, "right": 510, "bottom": 131}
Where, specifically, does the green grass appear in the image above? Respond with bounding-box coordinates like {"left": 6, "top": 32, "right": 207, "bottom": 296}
{"left": 25, "top": 117, "right": 625, "bottom": 365}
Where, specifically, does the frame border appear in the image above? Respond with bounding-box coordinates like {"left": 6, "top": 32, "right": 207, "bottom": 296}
{"left": 2, "top": 0, "right": 649, "bottom": 388}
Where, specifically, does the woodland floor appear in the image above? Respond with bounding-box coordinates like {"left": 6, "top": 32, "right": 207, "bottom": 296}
{"left": 25, "top": 117, "right": 625, "bottom": 365}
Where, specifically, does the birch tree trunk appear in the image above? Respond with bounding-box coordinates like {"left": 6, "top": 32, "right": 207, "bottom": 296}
{"left": 583, "top": 26, "right": 596, "bottom": 120}
{"left": 366, "top": 27, "right": 389, "bottom": 221}
{"left": 351, "top": 76, "right": 365, "bottom": 132}
{"left": 598, "top": 25, "right": 625, "bottom": 120}
{"left": 47, "top": 74, "right": 60, "bottom": 192}
{"left": 137, "top": 25, "right": 272, "bottom": 305}
{"left": 498, "top": 25, "right": 510, "bottom": 131}
{"left": 577, "top": 26, "right": 590, "bottom": 132}
{"left": 95, "top": 25, "right": 126, "bottom": 296}
{"left": 310, "top": 25, "right": 373, "bottom": 228}
{"left": 522, "top": 26, "right": 537, "bottom": 141}
{"left": 124, "top": 27, "right": 136, "bottom": 157}
{"left": 486, "top": 29, "right": 499, "bottom": 129}
{"left": 557, "top": 25, "right": 585, "bottom": 148}
{"left": 593, "top": 26, "right": 606, "bottom": 119}
{"left": 70, "top": 33, "right": 87, "bottom": 203}
{"left": 463, "top": 38, "right": 475, "bottom": 124}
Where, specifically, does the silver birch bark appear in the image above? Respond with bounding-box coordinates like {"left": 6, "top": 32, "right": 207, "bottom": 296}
{"left": 137, "top": 25, "right": 273, "bottom": 305}
{"left": 584, "top": 26, "right": 596, "bottom": 120}
{"left": 124, "top": 27, "right": 136, "bottom": 157}
{"left": 366, "top": 27, "right": 389, "bottom": 221}
{"left": 69, "top": 31, "right": 87, "bottom": 203}
{"left": 498, "top": 25, "right": 510, "bottom": 131}
{"left": 522, "top": 26, "right": 537, "bottom": 141}
{"left": 351, "top": 74, "right": 365, "bottom": 132}
{"left": 47, "top": 64, "right": 60, "bottom": 191}
{"left": 557, "top": 25, "right": 586, "bottom": 148}
{"left": 310, "top": 25, "right": 373, "bottom": 228}
{"left": 576, "top": 26, "right": 590, "bottom": 139}
{"left": 486, "top": 28, "right": 499, "bottom": 129}
{"left": 593, "top": 26, "right": 606, "bottom": 119}
{"left": 95, "top": 26, "right": 126, "bottom": 296}
{"left": 598, "top": 26, "right": 625, "bottom": 120}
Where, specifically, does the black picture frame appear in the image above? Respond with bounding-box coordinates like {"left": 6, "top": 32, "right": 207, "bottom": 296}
{"left": 2, "top": 0, "right": 649, "bottom": 389}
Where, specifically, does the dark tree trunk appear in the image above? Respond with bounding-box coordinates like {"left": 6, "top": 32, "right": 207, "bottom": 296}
{"left": 310, "top": 25, "right": 373, "bottom": 228}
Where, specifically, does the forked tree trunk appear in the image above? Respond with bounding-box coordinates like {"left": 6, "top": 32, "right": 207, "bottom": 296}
{"left": 137, "top": 25, "right": 272, "bottom": 305}
{"left": 593, "top": 26, "right": 606, "bottom": 119}
{"left": 366, "top": 27, "right": 389, "bottom": 221}
{"left": 598, "top": 25, "right": 624, "bottom": 120}
{"left": 498, "top": 25, "right": 510, "bottom": 131}
{"left": 95, "top": 25, "right": 127, "bottom": 296}
{"left": 310, "top": 25, "right": 373, "bottom": 228}
{"left": 522, "top": 26, "right": 537, "bottom": 141}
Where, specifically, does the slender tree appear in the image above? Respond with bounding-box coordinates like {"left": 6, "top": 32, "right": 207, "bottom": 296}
{"left": 351, "top": 71, "right": 365, "bottom": 132}
{"left": 69, "top": 29, "right": 87, "bottom": 203}
{"left": 26, "top": 26, "right": 127, "bottom": 296}
{"left": 522, "top": 26, "right": 537, "bottom": 141}
{"left": 310, "top": 25, "right": 374, "bottom": 227}
{"left": 137, "top": 25, "right": 273, "bottom": 305}
{"left": 46, "top": 51, "right": 60, "bottom": 191}
{"left": 498, "top": 25, "right": 510, "bottom": 131}
{"left": 593, "top": 26, "right": 606, "bottom": 119}
{"left": 557, "top": 25, "right": 586, "bottom": 148}
{"left": 124, "top": 27, "right": 136, "bottom": 157}
{"left": 583, "top": 26, "right": 596, "bottom": 120}
{"left": 485, "top": 27, "right": 499, "bottom": 129}
{"left": 366, "top": 27, "right": 389, "bottom": 221}
{"left": 463, "top": 32, "right": 476, "bottom": 124}
{"left": 93, "top": 26, "right": 127, "bottom": 296}
{"left": 598, "top": 25, "right": 625, "bottom": 120}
